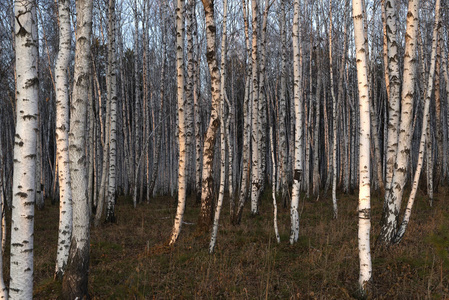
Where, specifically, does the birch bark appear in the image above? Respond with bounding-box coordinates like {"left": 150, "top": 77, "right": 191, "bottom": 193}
{"left": 10, "top": 1, "right": 39, "bottom": 297}
{"left": 384, "top": 0, "right": 400, "bottom": 192}
{"left": 170, "top": 0, "right": 187, "bottom": 245}
{"left": 54, "top": 0, "right": 72, "bottom": 280}
{"left": 393, "top": 0, "right": 439, "bottom": 243}
{"left": 61, "top": 0, "right": 93, "bottom": 297}
{"left": 234, "top": 0, "right": 251, "bottom": 224}
{"left": 250, "top": 0, "right": 260, "bottom": 215}
{"left": 353, "top": 0, "right": 372, "bottom": 293}
{"left": 106, "top": 0, "right": 117, "bottom": 223}
{"left": 278, "top": 0, "right": 288, "bottom": 206}
{"left": 290, "top": 0, "right": 303, "bottom": 244}
{"left": 378, "top": 0, "right": 419, "bottom": 245}
{"left": 197, "top": 0, "right": 222, "bottom": 231}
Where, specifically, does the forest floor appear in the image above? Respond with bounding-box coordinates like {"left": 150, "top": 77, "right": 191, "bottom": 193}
{"left": 10, "top": 186, "right": 449, "bottom": 299}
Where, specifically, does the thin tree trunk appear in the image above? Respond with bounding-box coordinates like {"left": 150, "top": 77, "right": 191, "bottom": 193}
{"left": 148, "top": 3, "right": 167, "bottom": 199}
{"left": 378, "top": 0, "right": 419, "bottom": 245}
{"left": 234, "top": 0, "right": 251, "bottom": 224}
{"left": 393, "top": 0, "right": 440, "bottom": 242}
{"left": 384, "top": 0, "right": 400, "bottom": 192}
{"left": 106, "top": 0, "right": 117, "bottom": 223}
{"left": 170, "top": 0, "right": 187, "bottom": 245}
{"left": 61, "top": 0, "right": 93, "bottom": 297}
{"left": 250, "top": 0, "right": 261, "bottom": 215}
{"left": 54, "top": 0, "right": 73, "bottom": 280}
{"left": 290, "top": 0, "right": 303, "bottom": 244}
{"left": 197, "top": 0, "right": 222, "bottom": 232}
{"left": 433, "top": 36, "right": 442, "bottom": 190}
{"left": 329, "top": 0, "right": 338, "bottom": 218}
{"left": 353, "top": 0, "right": 372, "bottom": 294}
{"left": 278, "top": 0, "right": 288, "bottom": 206}
{"left": 270, "top": 127, "right": 280, "bottom": 243}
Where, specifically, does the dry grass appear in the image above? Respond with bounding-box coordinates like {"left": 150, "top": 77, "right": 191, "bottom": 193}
{"left": 17, "top": 187, "right": 449, "bottom": 299}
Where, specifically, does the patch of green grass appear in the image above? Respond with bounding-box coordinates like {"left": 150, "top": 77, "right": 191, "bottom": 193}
{"left": 426, "top": 224, "right": 449, "bottom": 268}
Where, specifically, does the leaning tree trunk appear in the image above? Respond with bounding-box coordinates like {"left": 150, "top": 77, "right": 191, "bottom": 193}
{"left": 54, "top": 0, "right": 73, "bottom": 280}
{"left": 378, "top": 0, "right": 419, "bottom": 245}
{"left": 353, "top": 0, "right": 372, "bottom": 295}
{"left": 9, "top": 1, "right": 39, "bottom": 298}
{"left": 61, "top": 0, "right": 93, "bottom": 298}
{"left": 392, "top": 0, "right": 439, "bottom": 244}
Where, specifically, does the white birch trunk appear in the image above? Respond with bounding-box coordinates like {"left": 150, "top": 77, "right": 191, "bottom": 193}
{"left": 210, "top": 101, "right": 226, "bottom": 254}
{"left": 393, "top": 0, "right": 440, "bottom": 243}
{"left": 384, "top": 0, "right": 400, "bottom": 191}
{"left": 290, "top": 0, "right": 303, "bottom": 244}
{"left": 209, "top": 0, "right": 228, "bottom": 253}
{"left": 379, "top": 0, "right": 419, "bottom": 245}
{"left": 353, "top": 0, "right": 372, "bottom": 294}
{"left": 170, "top": 0, "right": 187, "bottom": 245}
{"left": 250, "top": 0, "right": 260, "bottom": 215}
{"left": 185, "top": 0, "right": 194, "bottom": 195}
{"left": 10, "top": 1, "right": 39, "bottom": 298}
{"left": 270, "top": 127, "right": 280, "bottom": 243}
{"left": 54, "top": 0, "right": 72, "bottom": 280}
{"left": 61, "top": 0, "right": 93, "bottom": 297}
{"left": 278, "top": 0, "right": 288, "bottom": 205}
{"left": 234, "top": 0, "right": 251, "bottom": 223}
{"left": 106, "top": 0, "right": 117, "bottom": 223}
{"left": 198, "top": 0, "right": 222, "bottom": 231}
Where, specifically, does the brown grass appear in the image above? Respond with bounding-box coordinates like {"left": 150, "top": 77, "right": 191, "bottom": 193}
{"left": 17, "top": 187, "right": 449, "bottom": 299}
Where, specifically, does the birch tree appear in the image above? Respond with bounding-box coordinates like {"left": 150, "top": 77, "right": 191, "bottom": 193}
{"left": 270, "top": 127, "right": 280, "bottom": 243}
{"left": 169, "top": 0, "right": 187, "bottom": 245}
{"left": 384, "top": 0, "right": 400, "bottom": 192}
{"left": 250, "top": 0, "right": 260, "bottom": 215}
{"left": 106, "top": 0, "right": 117, "bottom": 223}
{"left": 290, "top": 0, "right": 303, "bottom": 244}
{"left": 209, "top": 0, "right": 228, "bottom": 253}
{"left": 9, "top": 0, "right": 39, "bottom": 298}
{"left": 393, "top": 0, "right": 439, "bottom": 244}
{"left": 61, "top": 0, "right": 93, "bottom": 297}
{"left": 234, "top": 0, "right": 251, "bottom": 224}
{"left": 54, "top": 0, "right": 72, "bottom": 280}
{"left": 378, "top": 0, "right": 419, "bottom": 245}
{"left": 278, "top": 0, "right": 288, "bottom": 206}
{"left": 353, "top": 0, "right": 372, "bottom": 294}
{"left": 197, "top": 0, "right": 222, "bottom": 231}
